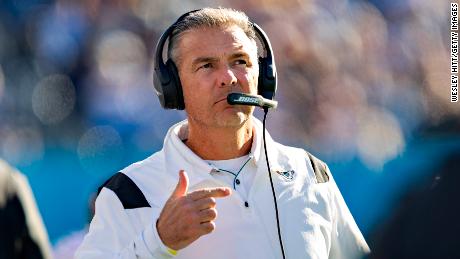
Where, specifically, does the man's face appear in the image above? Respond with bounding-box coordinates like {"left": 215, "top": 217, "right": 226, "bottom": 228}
{"left": 176, "top": 25, "right": 259, "bottom": 128}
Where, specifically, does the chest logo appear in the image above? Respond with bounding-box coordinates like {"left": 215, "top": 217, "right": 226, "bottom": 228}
{"left": 275, "top": 170, "right": 296, "bottom": 181}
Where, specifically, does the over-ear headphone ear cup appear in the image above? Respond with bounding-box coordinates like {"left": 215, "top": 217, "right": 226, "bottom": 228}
{"left": 165, "top": 59, "right": 185, "bottom": 110}
{"left": 258, "top": 57, "right": 277, "bottom": 100}
{"left": 152, "top": 67, "right": 166, "bottom": 108}
{"left": 258, "top": 57, "right": 266, "bottom": 96}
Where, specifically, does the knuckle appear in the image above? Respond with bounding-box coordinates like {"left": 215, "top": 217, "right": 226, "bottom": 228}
{"left": 194, "top": 190, "right": 207, "bottom": 199}
{"left": 209, "top": 208, "right": 217, "bottom": 218}
{"left": 188, "top": 192, "right": 199, "bottom": 201}
{"left": 202, "top": 222, "right": 215, "bottom": 233}
{"left": 207, "top": 221, "right": 216, "bottom": 232}
{"left": 203, "top": 210, "right": 212, "bottom": 218}
{"left": 209, "top": 197, "right": 216, "bottom": 205}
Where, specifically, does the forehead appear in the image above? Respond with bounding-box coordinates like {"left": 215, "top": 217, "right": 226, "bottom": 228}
{"left": 177, "top": 25, "right": 258, "bottom": 63}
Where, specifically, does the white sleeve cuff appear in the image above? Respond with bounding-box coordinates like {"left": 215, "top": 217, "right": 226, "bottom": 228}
{"left": 142, "top": 220, "right": 177, "bottom": 258}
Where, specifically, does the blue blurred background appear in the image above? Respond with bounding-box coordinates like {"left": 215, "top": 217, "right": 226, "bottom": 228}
{"left": 0, "top": 0, "right": 458, "bottom": 257}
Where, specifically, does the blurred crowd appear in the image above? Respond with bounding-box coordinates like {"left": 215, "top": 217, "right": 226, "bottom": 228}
{"left": 1, "top": 0, "right": 457, "bottom": 170}
{"left": 0, "top": 0, "right": 458, "bottom": 257}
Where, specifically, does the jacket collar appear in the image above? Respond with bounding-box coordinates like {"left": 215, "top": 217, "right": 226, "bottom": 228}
{"left": 162, "top": 116, "right": 283, "bottom": 187}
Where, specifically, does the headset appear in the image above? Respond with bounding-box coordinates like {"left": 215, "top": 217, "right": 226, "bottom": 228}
{"left": 153, "top": 9, "right": 278, "bottom": 110}
{"left": 153, "top": 9, "right": 286, "bottom": 259}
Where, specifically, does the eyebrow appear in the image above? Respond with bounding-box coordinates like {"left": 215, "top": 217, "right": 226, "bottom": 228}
{"left": 229, "top": 52, "right": 250, "bottom": 60}
{"left": 190, "top": 52, "right": 251, "bottom": 70}
{"left": 191, "top": 57, "right": 219, "bottom": 68}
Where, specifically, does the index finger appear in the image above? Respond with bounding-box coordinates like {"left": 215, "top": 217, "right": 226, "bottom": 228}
{"left": 188, "top": 187, "right": 232, "bottom": 201}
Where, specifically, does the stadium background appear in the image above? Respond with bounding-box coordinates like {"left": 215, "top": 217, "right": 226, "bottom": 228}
{"left": 0, "top": 0, "right": 458, "bottom": 256}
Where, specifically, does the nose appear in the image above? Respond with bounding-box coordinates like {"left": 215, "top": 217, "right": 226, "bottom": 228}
{"left": 219, "top": 67, "right": 237, "bottom": 87}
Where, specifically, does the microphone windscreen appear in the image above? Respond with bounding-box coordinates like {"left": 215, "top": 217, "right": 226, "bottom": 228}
{"left": 227, "top": 93, "right": 278, "bottom": 109}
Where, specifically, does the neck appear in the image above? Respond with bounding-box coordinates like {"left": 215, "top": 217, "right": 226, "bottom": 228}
{"left": 185, "top": 119, "right": 254, "bottom": 160}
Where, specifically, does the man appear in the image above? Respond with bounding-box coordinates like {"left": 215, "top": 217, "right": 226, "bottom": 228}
{"left": 76, "top": 7, "right": 369, "bottom": 259}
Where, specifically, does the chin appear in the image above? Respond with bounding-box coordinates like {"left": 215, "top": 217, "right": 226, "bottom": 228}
{"left": 215, "top": 110, "right": 252, "bottom": 128}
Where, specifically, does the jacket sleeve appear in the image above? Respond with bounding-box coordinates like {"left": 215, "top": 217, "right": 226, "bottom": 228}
{"left": 75, "top": 188, "right": 175, "bottom": 259}
{"left": 326, "top": 165, "right": 371, "bottom": 259}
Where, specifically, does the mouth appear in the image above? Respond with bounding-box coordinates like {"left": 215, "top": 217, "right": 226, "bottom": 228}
{"left": 214, "top": 97, "right": 228, "bottom": 105}
{"left": 214, "top": 92, "right": 246, "bottom": 105}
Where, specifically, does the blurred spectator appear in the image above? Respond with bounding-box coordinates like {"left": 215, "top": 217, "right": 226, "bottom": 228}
{"left": 0, "top": 159, "right": 52, "bottom": 259}
{"left": 369, "top": 151, "right": 460, "bottom": 258}
{"left": 0, "top": 0, "right": 455, "bottom": 168}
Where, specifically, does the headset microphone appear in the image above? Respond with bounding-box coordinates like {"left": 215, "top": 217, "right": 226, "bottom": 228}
{"left": 227, "top": 93, "right": 278, "bottom": 109}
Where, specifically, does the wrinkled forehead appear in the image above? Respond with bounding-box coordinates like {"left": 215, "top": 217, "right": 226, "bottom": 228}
{"left": 177, "top": 25, "right": 259, "bottom": 60}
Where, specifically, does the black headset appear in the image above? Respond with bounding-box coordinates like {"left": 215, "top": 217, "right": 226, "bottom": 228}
{"left": 153, "top": 9, "right": 278, "bottom": 110}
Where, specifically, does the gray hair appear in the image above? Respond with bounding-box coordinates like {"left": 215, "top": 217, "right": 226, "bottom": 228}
{"left": 167, "top": 7, "right": 257, "bottom": 66}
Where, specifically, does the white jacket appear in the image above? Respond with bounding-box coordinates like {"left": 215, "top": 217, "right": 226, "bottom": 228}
{"left": 76, "top": 118, "right": 370, "bottom": 259}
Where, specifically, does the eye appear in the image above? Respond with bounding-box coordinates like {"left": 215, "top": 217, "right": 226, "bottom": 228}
{"left": 234, "top": 59, "right": 247, "bottom": 66}
{"left": 198, "top": 63, "right": 213, "bottom": 71}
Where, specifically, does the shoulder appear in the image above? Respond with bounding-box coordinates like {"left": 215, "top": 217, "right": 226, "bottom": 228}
{"left": 274, "top": 143, "right": 330, "bottom": 183}
{"left": 97, "top": 172, "right": 150, "bottom": 209}
{"left": 122, "top": 150, "right": 165, "bottom": 179}
{"left": 304, "top": 151, "right": 330, "bottom": 183}
{"left": 97, "top": 149, "right": 166, "bottom": 209}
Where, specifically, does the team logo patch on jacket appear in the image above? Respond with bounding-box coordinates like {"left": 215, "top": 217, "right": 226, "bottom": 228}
{"left": 275, "top": 169, "right": 296, "bottom": 181}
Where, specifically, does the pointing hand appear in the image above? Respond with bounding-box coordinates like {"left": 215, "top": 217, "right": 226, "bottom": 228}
{"left": 156, "top": 170, "right": 232, "bottom": 250}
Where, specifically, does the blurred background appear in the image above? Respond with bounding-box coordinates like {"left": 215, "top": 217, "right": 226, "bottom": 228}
{"left": 0, "top": 0, "right": 458, "bottom": 257}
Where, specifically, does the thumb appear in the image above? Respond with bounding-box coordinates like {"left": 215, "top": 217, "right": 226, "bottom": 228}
{"left": 171, "top": 170, "right": 189, "bottom": 198}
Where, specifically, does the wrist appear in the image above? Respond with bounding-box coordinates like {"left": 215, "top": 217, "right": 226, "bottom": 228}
{"left": 156, "top": 219, "right": 178, "bottom": 255}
